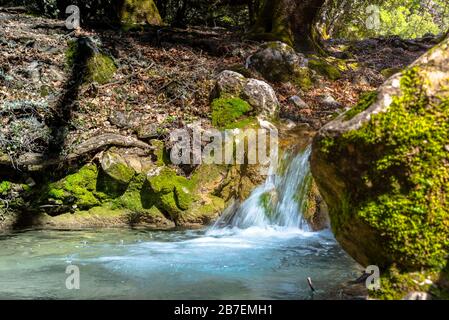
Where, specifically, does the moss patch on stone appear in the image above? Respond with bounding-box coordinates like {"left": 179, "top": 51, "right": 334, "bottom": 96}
{"left": 120, "top": 0, "right": 163, "bottom": 26}
{"left": 47, "top": 164, "right": 102, "bottom": 209}
{"left": 211, "top": 97, "right": 253, "bottom": 129}
{"left": 344, "top": 91, "right": 378, "bottom": 120}
{"left": 308, "top": 58, "right": 342, "bottom": 80}
{"left": 147, "top": 168, "right": 194, "bottom": 220}
{"left": 85, "top": 53, "right": 117, "bottom": 84}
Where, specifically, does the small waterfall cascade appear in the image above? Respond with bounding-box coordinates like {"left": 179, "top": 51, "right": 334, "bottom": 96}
{"left": 212, "top": 145, "right": 313, "bottom": 231}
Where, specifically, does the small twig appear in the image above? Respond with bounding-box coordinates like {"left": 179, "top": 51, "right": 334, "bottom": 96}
{"left": 307, "top": 277, "right": 316, "bottom": 292}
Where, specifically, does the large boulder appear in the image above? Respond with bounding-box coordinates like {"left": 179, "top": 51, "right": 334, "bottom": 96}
{"left": 311, "top": 36, "right": 449, "bottom": 296}
{"left": 246, "top": 41, "right": 312, "bottom": 88}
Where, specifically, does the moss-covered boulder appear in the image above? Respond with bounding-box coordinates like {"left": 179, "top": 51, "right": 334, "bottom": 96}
{"left": 120, "top": 0, "right": 163, "bottom": 26}
{"left": 101, "top": 151, "right": 135, "bottom": 185}
{"left": 212, "top": 70, "right": 280, "bottom": 120}
{"left": 246, "top": 42, "right": 313, "bottom": 89}
{"left": 146, "top": 167, "right": 194, "bottom": 220}
{"left": 46, "top": 164, "right": 103, "bottom": 210}
{"left": 311, "top": 36, "right": 449, "bottom": 298}
{"left": 66, "top": 38, "right": 117, "bottom": 85}
{"left": 308, "top": 58, "right": 342, "bottom": 81}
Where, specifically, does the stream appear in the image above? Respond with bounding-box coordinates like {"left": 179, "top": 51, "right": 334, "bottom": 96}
{"left": 0, "top": 147, "right": 361, "bottom": 299}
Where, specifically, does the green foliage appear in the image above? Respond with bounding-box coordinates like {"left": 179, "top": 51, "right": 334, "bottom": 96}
{"left": 211, "top": 97, "right": 253, "bottom": 129}
{"left": 326, "top": 0, "right": 448, "bottom": 40}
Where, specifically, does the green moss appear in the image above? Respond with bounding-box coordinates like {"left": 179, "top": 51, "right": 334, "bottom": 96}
{"left": 85, "top": 53, "right": 117, "bottom": 84}
{"left": 369, "top": 265, "right": 449, "bottom": 300}
{"left": 292, "top": 67, "right": 313, "bottom": 90}
{"left": 151, "top": 139, "right": 169, "bottom": 166}
{"left": 321, "top": 67, "right": 449, "bottom": 271}
{"left": 120, "top": 0, "right": 162, "bottom": 26}
{"left": 65, "top": 40, "right": 77, "bottom": 69}
{"left": 112, "top": 174, "right": 155, "bottom": 212}
{"left": 381, "top": 67, "right": 402, "bottom": 78}
{"left": 211, "top": 97, "right": 253, "bottom": 129}
{"left": 344, "top": 91, "right": 378, "bottom": 120}
{"left": 0, "top": 181, "right": 11, "bottom": 195}
{"left": 308, "top": 59, "right": 342, "bottom": 80}
{"left": 47, "top": 164, "right": 101, "bottom": 209}
{"left": 103, "top": 161, "right": 135, "bottom": 185}
{"left": 259, "top": 191, "right": 276, "bottom": 218}
{"left": 147, "top": 168, "right": 194, "bottom": 220}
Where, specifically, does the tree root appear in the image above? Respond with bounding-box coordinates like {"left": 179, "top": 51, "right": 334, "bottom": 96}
{"left": 0, "top": 134, "right": 153, "bottom": 169}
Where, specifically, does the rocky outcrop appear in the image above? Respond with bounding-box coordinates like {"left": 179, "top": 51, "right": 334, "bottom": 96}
{"left": 311, "top": 36, "right": 449, "bottom": 298}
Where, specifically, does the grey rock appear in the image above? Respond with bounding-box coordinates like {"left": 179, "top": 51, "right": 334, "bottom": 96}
{"left": 137, "top": 123, "right": 160, "bottom": 139}
{"left": 289, "top": 95, "right": 308, "bottom": 109}
{"left": 246, "top": 41, "right": 308, "bottom": 82}
{"left": 213, "top": 70, "right": 246, "bottom": 98}
{"left": 320, "top": 95, "right": 341, "bottom": 108}
{"left": 242, "top": 79, "right": 279, "bottom": 117}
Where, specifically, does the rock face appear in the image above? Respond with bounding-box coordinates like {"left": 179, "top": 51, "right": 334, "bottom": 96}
{"left": 212, "top": 70, "right": 280, "bottom": 119}
{"left": 246, "top": 42, "right": 312, "bottom": 88}
{"left": 311, "top": 36, "right": 449, "bottom": 274}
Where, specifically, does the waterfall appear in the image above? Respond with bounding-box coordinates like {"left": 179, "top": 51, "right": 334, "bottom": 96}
{"left": 212, "top": 146, "right": 313, "bottom": 231}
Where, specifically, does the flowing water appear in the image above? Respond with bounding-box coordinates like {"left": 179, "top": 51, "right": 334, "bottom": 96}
{"left": 0, "top": 147, "right": 361, "bottom": 300}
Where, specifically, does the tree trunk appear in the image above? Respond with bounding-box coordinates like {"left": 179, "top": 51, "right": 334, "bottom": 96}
{"left": 250, "top": 0, "right": 326, "bottom": 53}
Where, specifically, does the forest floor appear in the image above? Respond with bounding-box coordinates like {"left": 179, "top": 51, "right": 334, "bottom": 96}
{"left": 0, "top": 10, "right": 438, "bottom": 162}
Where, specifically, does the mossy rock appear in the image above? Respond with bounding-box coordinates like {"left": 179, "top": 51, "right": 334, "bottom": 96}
{"left": 120, "top": 0, "right": 163, "bottom": 26}
{"left": 146, "top": 167, "right": 194, "bottom": 220}
{"left": 311, "top": 36, "right": 449, "bottom": 298}
{"left": 65, "top": 38, "right": 117, "bottom": 85}
{"left": 46, "top": 164, "right": 103, "bottom": 209}
{"left": 308, "top": 58, "right": 342, "bottom": 80}
{"left": 85, "top": 53, "right": 117, "bottom": 84}
{"left": 101, "top": 151, "right": 135, "bottom": 185}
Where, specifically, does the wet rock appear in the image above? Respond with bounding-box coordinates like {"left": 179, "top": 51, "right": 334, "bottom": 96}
{"left": 402, "top": 292, "right": 431, "bottom": 300}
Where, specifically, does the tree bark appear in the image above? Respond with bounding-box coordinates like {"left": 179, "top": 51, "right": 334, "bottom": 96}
{"left": 250, "top": 0, "right": 326, "bottom": 53}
